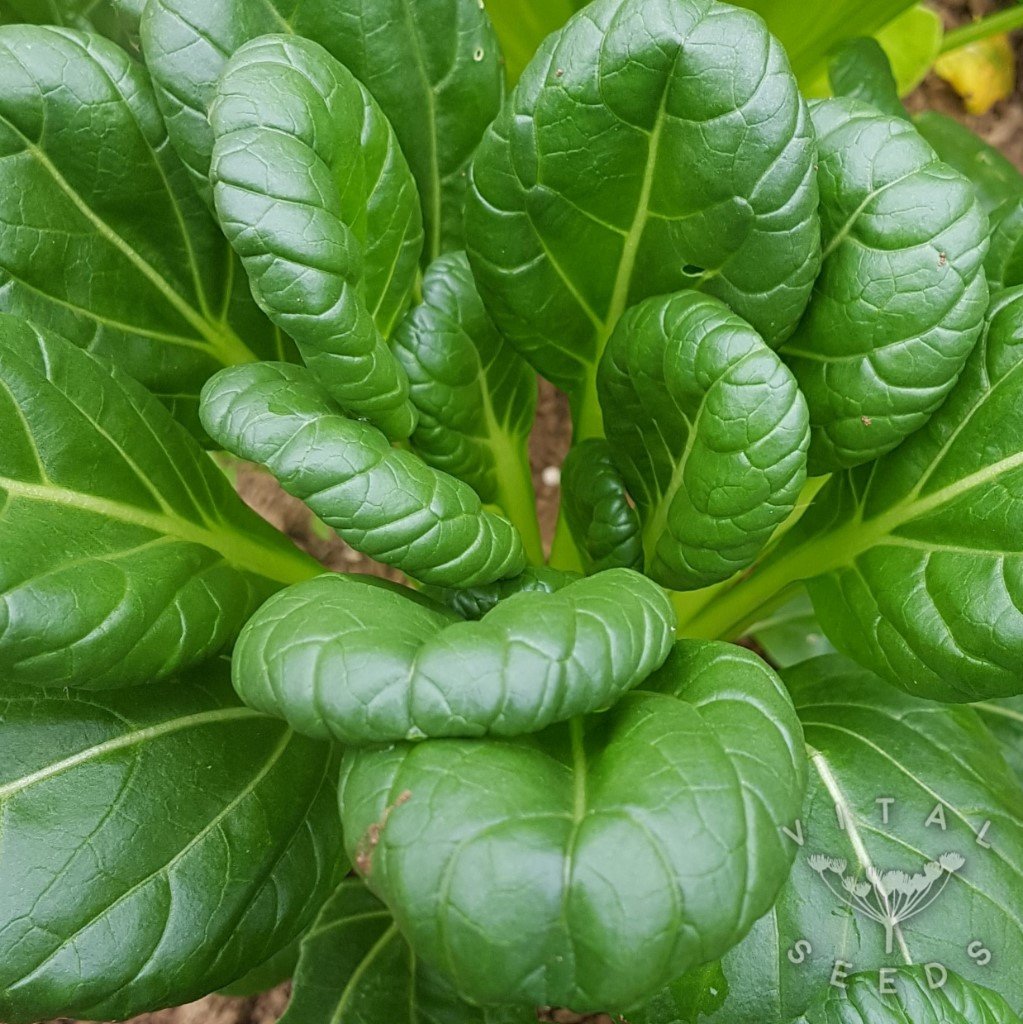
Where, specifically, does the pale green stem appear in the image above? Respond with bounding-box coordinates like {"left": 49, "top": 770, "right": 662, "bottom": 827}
{"left": 941, "top": 7, "right": 1023, "bottom": 53}
{"left": 493, "top": 441, "right": 545, "bottom": 566}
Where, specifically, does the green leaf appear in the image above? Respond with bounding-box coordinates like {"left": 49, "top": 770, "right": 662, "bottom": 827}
{"left": 827, "top": 38, "right": 908, "bottom": 120}
{"left": 424, "top": 566, "right": 579, "bottom": 620}
{"left": 750, "top": 590, "right": 837, "bottom": 669}
{"left": 0, "top": 25, "right": 288, "bottom": 438}
{"left": 0, "top": 316, "right": 316, "bottom": 690}
{"left": 560, "top": 439, "right": 643, "bottom": 575}
{"left": 781, "top": 99, "right": 989, "bottom": 472}
{"left": 465, "top": 0, "right": 821, "bottom": 431}
{"left": 674, "top": 655, "right": 1023, "bottom": 1023}
{"left": 339, "top": 640, "right": 806, "bottom": 1011}
{"left": 280, "top": 879, "right": 534, "bottom": 1024}
{"left": 218, "top": 936, "right": 301, "bottom": 997}
{"left": 789, "top": 287, "right": 1023, "bottom": 701}
{"left": 797, "top": 966, "right": 1023, "bottom": 1024}
{"left": 484, "top": 0, "right": 582, "bottom": 84}
{"left": 599, "top": 291, "right": 809, "bottom": 590}
{"left": 0, "top": 659, "right": 343, "bottom": 1023}
{"left": 912, "top": 110, "right": 1023, "bottom": 292}
{"left": 391, "top": 251, "right": 541, "bottom": 558}
{"left": 875, "top": 5, "right": 944, "bottom": 96}
{"left": 974, "top": 697, "right": 1023, "bottom": 788}
{"left": 234, "top": 568, "right": 675, "bottom": 744}
{"left": 141, "top": 0, "right": 502, "bottom": 259}
{"left": 209, "top": 34, "right": 421, "bottom": 440}
{"left": 199, "top": 362, "right": 526, "bottom": 587}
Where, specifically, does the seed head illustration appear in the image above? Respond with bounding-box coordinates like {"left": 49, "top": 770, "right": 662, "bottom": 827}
{"left": 808, "top": 852, "right": 965, "bottom": 953}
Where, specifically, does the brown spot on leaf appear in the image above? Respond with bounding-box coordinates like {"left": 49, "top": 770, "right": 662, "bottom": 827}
{"left": 861, "top": 416, "right": 873, "bottom": 426}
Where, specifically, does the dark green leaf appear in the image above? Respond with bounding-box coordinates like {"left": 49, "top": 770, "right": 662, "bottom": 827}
{"left": 234, "top": 568, "right": 675, "bottom": 743}
{"left": 141, "top": 0, "right": 502, "bottom": 257}
{"left": 425, "top": 566, "right": 579, "bottom": 620}
{"left": 391, "top": 251, "right": 541, "bottom": 557}
{"left": 797, "top": 966, "right": 1022, "bottom": 1024}
{"left": 200, "top": 362, "right": 526, "bottom": 587}
{"left": 828, "top": 38, "right": 908, "bottom": 120}
{"left": 339, "top": 640, "right": 806, "bottom": 1011}
{"left": 599, "top": 291, "right": 809, "bottom": 590}
{"left": 988, "top": 199, "right": 1023, "bottom": 291}
{"left": 679, "top": 655, "right": 1023, "bottom": 1022}
{"left": 218, "top": 936, "right": 301, "bottom": 997}
{"left": 280, "top": 879, "right": 534, "bottom": 1024}
{"left": 0, "top": 316, "right": 316, "bottom": 689}
{"left": 560, "top": 439, "right": 643, "bottom": 575}
{"left": 0, "top": 25, "right": 288, "bottom": 437}
{"left": 782, "top": 99, "right": 989, "bottom": 472}
{"left": 209, "top": 34, "right": 421, "bottom": 439}
{"left": 0, "top": 660, "right": 343, "bottom": 1023}
{"left": 466, "top": 0, "right": 821, "bottom": 429}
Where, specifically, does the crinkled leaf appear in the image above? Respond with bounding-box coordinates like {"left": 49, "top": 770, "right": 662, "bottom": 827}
{"left": 235, "top": 568, "right": 674, "bottom": 743}
{"left": 781, "top": 98, "right": 988, "bottom": 472}
{"left": 560, "top": 439, "right": 643, "bottom": 575}
{"left": 778, "top": 286, "right": 1023, "bottom": 700}
{"left": 0, "top": 316, "right": 316, "bottom": 690}
{"left": 425, "top": 566, "right": 579, "bottom": 620}
{"left": 200, "top": 362, "right": 525, "bottom": 588}
{"left": 827, "top": 38, "right": 908, "bottom": 120}
{"left": 280, "top": 879, "right": 534, "bottom": 1024}
{"left": 141, "top": 0, "right": 501, "bottom": 257}
{"left": 0, "top": 660, "right": 342, "bottom": 1023}
{"left": 210, "top": 35, "right": 420, "bottom": 440}
{"left": 599, "top": 291, "right": 809, "bottom": 590}
{"left": 0, "top": 25, "right": 288, "bottom": 437}
{"left": 466, "top": 0, "right": 821, "bottom": 423}
{"left": 750, "top": 590, "right": 836, "bottom": 669}
{"left": 674, "top": 655, "right": 1023, "bottom": 1022}
{"left": 339, "top": 640, "right": 806, "bottom": 1011}
{"left": 391, "top": 251, "right": 541, "bottom": 557}
{"left": 797, "top": 966, "right": 1022, "bottom": 1024}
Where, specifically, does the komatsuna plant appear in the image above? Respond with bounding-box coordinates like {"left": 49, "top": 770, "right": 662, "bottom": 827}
{"left": 2, "top": 0, "right": 1023, "bottom": 1021}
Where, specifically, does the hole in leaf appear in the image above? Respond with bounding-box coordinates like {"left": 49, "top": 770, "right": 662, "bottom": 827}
{"left": 682, "top": 264, "right": 705, "bottom": 276}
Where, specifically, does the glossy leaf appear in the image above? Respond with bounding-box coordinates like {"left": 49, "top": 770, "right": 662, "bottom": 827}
{"left": 560, "top": 439, "right": 643, "bottom": 575}
{"left": 781, "top": 98, "right": 989, "bottom": 472}
{"left": 466, "top": 0, "right": 821, "bottom": 426}
{"left": 0, "top": 316, "right": 316, "bottom": 690}
{"left": 425, "top": 566, "right": 579, "bottom": 620}
{"left": 750, "top": 590, "right": 836, "bottom": 669}
{"left": 0, "top": 25, "right": 288, "bottom": 437}
{"left": 827, "top": 38, "right": 908, "bottom": 120}
{"left": 280, "top": 879, "right": 534, "bottom": 1024}
{"left": 141, "top": 0, "right": 502, "bottom": 257}
{"left": 339, "top": 640, "right": 806, "bottom": 1011}
{"left": 210, "top": 35, "right": 420, "bottom": 440}
{"left": 797, "top": 966, "right": 1023, "bottom": 1024}
{"left": 599, "top": 292, "right": 809, "bottom": 590}
{"left": 234, "top": 568, "right": 675, "bottom": 744}
{"left": 673, "top": 655, "right": 1023, "bottom": 1022}
{"left": 391, "top": 251, "right": 541, "bottom": 557}
{"left": 780, "top": 286, "right": 1023, "bottom": 701}
{"left": 0, "top": 660, "right": 342, "bottom": 1023}
{"left": 218, "top": 937, "right": 300, "bottom": 998}
{"left": 200, "top": 362, "right": 525, "bottom": 588}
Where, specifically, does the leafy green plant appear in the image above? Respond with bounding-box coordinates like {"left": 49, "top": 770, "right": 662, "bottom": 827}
{"left": 2, "top": 0, "right": 1023, "bottom": 1022}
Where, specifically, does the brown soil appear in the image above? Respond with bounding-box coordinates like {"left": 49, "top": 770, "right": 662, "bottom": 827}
{"left": 44, "top": 2, "right": 1022, "bottom": 1023}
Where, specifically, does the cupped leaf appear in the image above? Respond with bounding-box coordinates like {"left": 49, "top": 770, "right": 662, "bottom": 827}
{"left": 466, "top": 0, "right": 821, "bottom": 425}
{"left": 0, "top": 659, "right": 343, "bottom": 1024}
{"left": 599, "top": 291, "right": 809, "bottom": 591}
{"left": 234, "top": 568, "right": 675, "bottom": 744}
{"left": 425, "top": 566, "right": 579, "bottom": 620}
{"left": 560, "top": 439, "right": 643, "bottom": 574}
{"left": 339, "top": 640, "right": 806, "bottom": 1011}
{"left": 200, "top": 362, "right": 525, "bottom": 587}
{"left": 779, "top": 286, "right": 1023, "bottom": 701}
{"left": 0, "top": 25, "right": 288, "bottom": 437}
{"left": 210, "top": 35, "right": 420, "bottom": 440}
{"left": 781, "top": 98, "right": 989, "bottom": 472}
{"left": 0, "top": 316, "right": 316, "bottom": 690}
{"left": 797, "top": 966, "right": 1022, "bottom": 1024}
{"left": 672, "top": 655, "right": 1023, "bottom": 1022}
{"left": 391, "top": 251, "right": 541, "bottom": 557}
{"left": 280, "top": 879, "right": 534, "bottom": 1024}
{"left": 671, "top": 655, "right": 1023, "bottom": 1024}
{"left": 827, "top": 38, "right": 908, "bottom": 120}
{"left": 141, "top": 0, "right": 502, "bottom": 257}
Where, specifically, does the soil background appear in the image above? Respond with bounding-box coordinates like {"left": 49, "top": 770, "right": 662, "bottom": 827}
{"left": 39, "top": 1, "right": 1023, "bottom": 1022}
